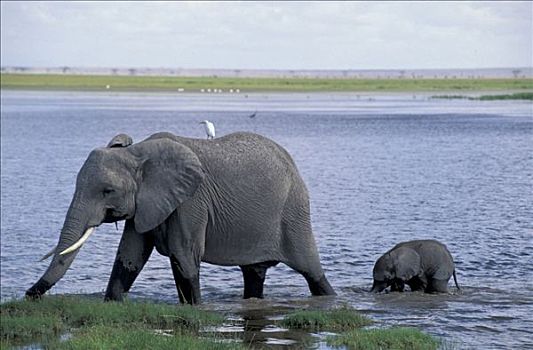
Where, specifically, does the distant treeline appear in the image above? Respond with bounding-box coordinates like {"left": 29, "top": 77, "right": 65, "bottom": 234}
{"left": 1, "top": 66, "right": 532, "bottom": 79}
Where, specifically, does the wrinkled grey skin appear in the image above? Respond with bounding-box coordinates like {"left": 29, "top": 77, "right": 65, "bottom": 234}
{"left": 371, "top": 239, "right": 460, "bottom": 293}
{"left": 26, "top": 132, "right": 335, "bottom": 304}
{"left": 107, "top": 133, "right": 133, "bottom": 148}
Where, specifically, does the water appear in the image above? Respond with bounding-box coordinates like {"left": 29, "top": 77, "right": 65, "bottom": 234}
{"left": 1, "top": 90, "right": 532, "bottom": 349}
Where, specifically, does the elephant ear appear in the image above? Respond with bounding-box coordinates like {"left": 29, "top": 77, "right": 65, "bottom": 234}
{"left": 107, "top": 133, "right": 133, "bottom": 148}
{"left": 129, "top": 139, "right": 204, "bottom": 233}
{"left": 393, "top": 247, "right": 421, "bottom": 281}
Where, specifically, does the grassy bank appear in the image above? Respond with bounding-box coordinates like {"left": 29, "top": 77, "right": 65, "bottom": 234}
{"left": 1, "top": 297, "right": 441, "bottom": 349}
{"left": 1, "top": 73, "right": 532, "bottom": 92}
{"left": 0, "top": 296, "right": 240, "bottom": 349}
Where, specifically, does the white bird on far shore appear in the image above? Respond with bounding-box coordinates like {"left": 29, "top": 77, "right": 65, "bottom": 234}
{"left": 199, "top": 120, "right": 216, "bottom": 139}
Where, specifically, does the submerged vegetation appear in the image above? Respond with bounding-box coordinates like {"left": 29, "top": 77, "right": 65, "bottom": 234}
{"left": 1, "top": 296, "right": 441, "bottom": 349}
{"left": 1, "top": 73, "right": 532, "bottom": 92}
{"left": 431, "top": 92, "right": 533, "bottom": 100}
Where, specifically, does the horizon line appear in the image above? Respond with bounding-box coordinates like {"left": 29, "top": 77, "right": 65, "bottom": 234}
{"left": 2, "top": 66, "right": 532, "bottom": 72}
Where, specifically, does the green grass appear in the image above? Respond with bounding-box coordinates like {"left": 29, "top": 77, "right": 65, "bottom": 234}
{"left": 328, "top": 327, "right": 440, "bottom": 350}
{"left": 282, "top": 308, "right": 440, "bottom": 349}
{"left": 0, "top": 314, "right": 63, "bottom": 344}
{"left": 1, "top": 297, "right": 443, "bottom": 349}
{"left": 0, "top": 295, "right": 230, "bottom": 349}
{"left": 1, "top": 295, "right": 223, "bottom": 329}
{"left": 1, "top": 73, "right": 532, "bottom": 92}
{"left": 54, "top": 326, "right": 243, "bottom": 350}
{"left": 281, "top": 306, "right": 373, "bottom": 331}
{"left": 432, "top": 92, "right": 533, "bottom": 100}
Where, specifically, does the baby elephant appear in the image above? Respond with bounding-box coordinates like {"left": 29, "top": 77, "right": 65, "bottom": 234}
{"left": 371, "top": 239, "right": 460, "bottom": 293}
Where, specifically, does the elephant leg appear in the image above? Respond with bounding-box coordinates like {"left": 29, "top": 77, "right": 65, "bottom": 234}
{"left": 105, "top": 220, "right": 154, "bottom": 301}
{"left": 407, "top": 277, "right": 425, "bottom": 292}
{"left": 240, "top": 261, "right": 278, "bottom": 299}
{"left": 281, "top": 195, "right": 336, "bottom": 296}
{"left": 170, "top": 255, "right": 201, "bottom": 304}
{"left": 426, "top": 279, "right": 449, "bottom": 293}
{"left": 283, "top": 245, "right": 335, "bottom": 296}
{"left": 303, "top": 273, "right": 336, "bottom": 296}
{"left": 165, "top": 203, "right": 207, "bottom": 305}
{"left": 390, "top": 279, "right": 405, "bottom": 292}
{"left": 281, "top": 247, "right": 335, "bottom": 296}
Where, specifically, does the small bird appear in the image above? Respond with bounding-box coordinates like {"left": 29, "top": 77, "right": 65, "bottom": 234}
{"left": 248, "top": 111, "right": 257, "bottom": 119}
{"left": 199, "top": 120, "right": 216, "bottom": 139}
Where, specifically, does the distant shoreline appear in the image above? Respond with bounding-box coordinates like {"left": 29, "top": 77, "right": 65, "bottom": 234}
{"left": 2, "top": 66, "right": 531, "bottom": 79}
{"left": 1, "top": 73, "right": 532, "bottom": 93}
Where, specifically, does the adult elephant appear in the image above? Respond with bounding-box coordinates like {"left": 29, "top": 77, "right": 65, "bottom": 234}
{"left": 26, "top": 132, "right": 335, "bottom": 304}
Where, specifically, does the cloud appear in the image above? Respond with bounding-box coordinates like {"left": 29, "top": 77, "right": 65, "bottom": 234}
{"left": 1, "top": 1, "right": 531, "bottom": 69}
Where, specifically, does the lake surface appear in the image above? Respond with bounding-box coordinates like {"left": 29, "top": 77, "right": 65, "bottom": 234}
{"left": 1, "top": 90, "right": 532, "bottom": 349}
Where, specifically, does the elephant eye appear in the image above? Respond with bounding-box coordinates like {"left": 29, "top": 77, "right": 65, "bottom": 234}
{"left": 103, "top": 188, "right": 115, "bottom": 196}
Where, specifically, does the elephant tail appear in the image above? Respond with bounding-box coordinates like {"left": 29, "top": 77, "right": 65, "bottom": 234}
{"left": 453, "top": 270, "right": 460, "bottom": 290}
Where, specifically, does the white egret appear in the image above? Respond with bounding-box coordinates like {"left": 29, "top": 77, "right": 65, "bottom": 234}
{"left": 199, "top": 120, "right": 216, "bottom": 139}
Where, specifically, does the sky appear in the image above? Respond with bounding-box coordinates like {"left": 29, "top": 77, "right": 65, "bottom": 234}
{"left": 1, "top": 1, "right": 532, "bottom": 70}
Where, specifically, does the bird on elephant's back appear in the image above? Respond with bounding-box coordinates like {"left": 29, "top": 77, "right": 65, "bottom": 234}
{"left": 27, "top": 131, "right": 335, "bottom": 304}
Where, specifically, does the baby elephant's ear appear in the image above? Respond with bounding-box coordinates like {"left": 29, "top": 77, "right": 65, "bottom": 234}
{"left": 393, "top": 247, "right": 421, "bottom": 281}
{"left": 129, "top": 139, "right": 204, "bottom": 233}
{"left": 107, "top": 134, "right": 133, "bottom": 148}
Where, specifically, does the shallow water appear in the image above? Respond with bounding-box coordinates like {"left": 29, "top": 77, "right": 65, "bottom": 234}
{"left": 1, "top": 90, "right": 532, "bottom": 349}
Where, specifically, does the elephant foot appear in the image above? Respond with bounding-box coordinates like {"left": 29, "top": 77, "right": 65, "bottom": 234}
{"left": 104, "top": 258, "right": 144, "bottom": 302}
{"left": 26, "top": 279, "right": 52, "bottom": 300}
{"left": 175, "top": 280, "right": 201, "bottom": 304}
{"left": 390, "top": 279, "right": 405, "bottom": 292}
{"left": 425, "top": 279, "right": 449, "bottom": 293}
{"left": 240, "top": 262, "right": 277, "bottom": 299}
{"left": 305, "top": 274, "right": 336, "bottom": 296}
{"left": 104, "top": 292, "right": 125, "bottom": 302}
{"left": 170, "top": 256, "right": 201, "bottom": 304}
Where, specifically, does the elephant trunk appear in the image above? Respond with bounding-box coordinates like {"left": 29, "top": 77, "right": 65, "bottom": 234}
{"left": 26, "top": 203, "right": 93, "bottom": 298}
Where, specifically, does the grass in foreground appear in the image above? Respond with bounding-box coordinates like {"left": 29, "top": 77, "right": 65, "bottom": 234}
{"left": 1, "top": 73, "right": 532, "bottom": 92}
{"left": 0, "top": 295, "right": 235, "bottom": 349}
{"left": 53, "top": 326, "right": 242, "bottom": 350}
{"left": 328, "top": 327, "right": 440, "bottom": 350}
{"left": 281, "top": 306, "right": 373, "bottom": 331}
{"left": 282, "top": 307, "right": 440, "bottom": 349}
{"left": 2, "top": 297, "right": 441, "bottom": 349}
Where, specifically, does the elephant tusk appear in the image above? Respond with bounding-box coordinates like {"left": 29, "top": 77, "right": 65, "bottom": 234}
{"left": 40, "top": 247, "right": 57, "bottom": 261}
{"left": 59, "top": 227, "right": 96, "bottom": 256}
